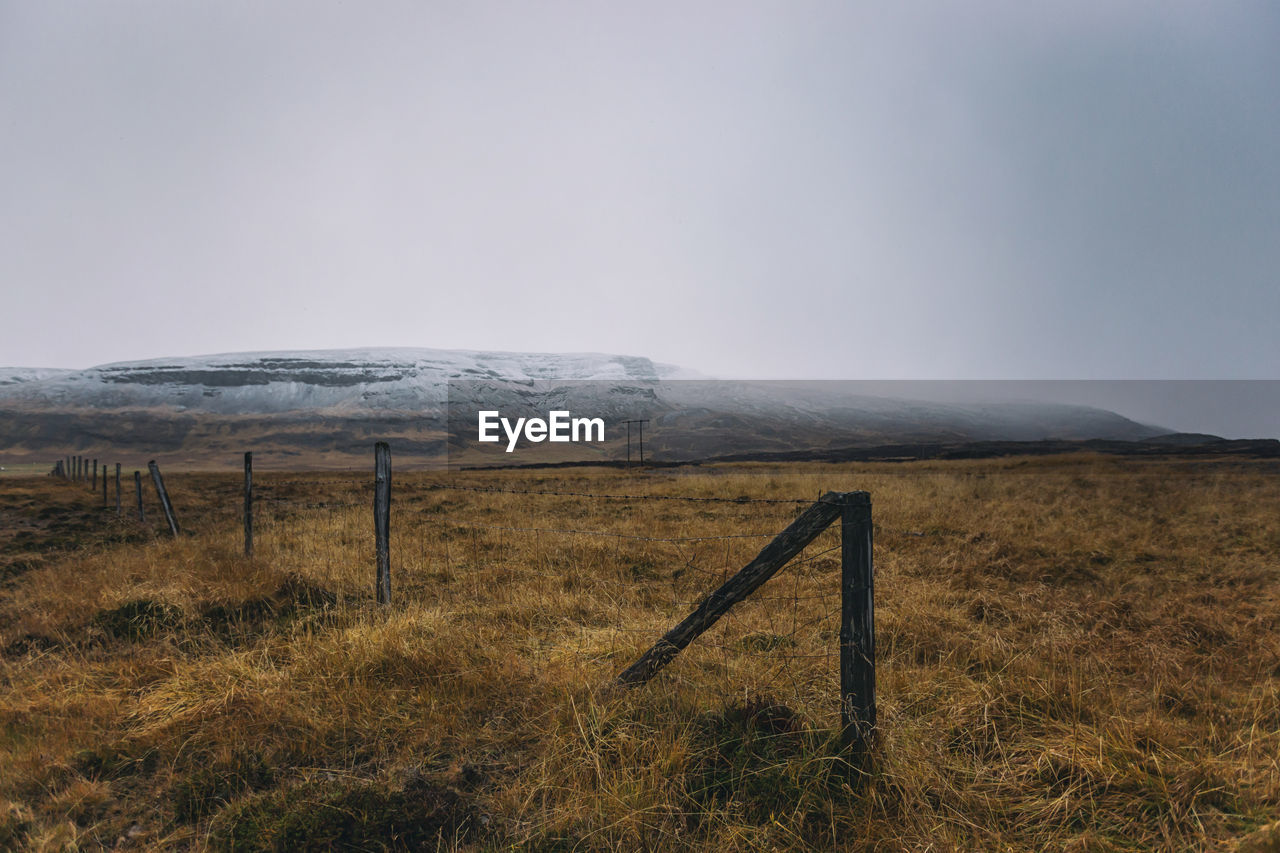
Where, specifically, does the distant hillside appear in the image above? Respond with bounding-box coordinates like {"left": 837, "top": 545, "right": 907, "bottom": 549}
{"left": 0, "top": 348, "right": 1171, "bottom": 468}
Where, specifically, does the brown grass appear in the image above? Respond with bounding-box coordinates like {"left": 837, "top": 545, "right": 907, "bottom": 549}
{"left": 1, "top": 455, "right": 1278, "bottom": 850}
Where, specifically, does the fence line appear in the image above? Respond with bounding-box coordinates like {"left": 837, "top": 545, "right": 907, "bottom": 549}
{"left": 421, "top": 483, "right": 816, "bottom": 505}
{"left": 39, "top": 445, "right": 878, "bottom": 753}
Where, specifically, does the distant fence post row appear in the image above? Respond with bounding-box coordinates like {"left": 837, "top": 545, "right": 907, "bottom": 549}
{"left": 49, "top": 454, "right": 178, "bottom": 535}
{"left": 49, "top": 443, "right": 876, "bottom": 751}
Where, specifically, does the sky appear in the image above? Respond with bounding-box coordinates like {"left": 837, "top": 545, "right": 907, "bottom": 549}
{"left": 3, "top": 2, "right": 1279, "bottom": 384}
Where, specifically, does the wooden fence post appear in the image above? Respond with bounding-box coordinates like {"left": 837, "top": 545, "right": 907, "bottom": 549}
{"left": 840, "top": 494, "right": 876, "bottom": 752}
{"left": 92, "top": 459, "right": 98, "bottom": 491}
{"left": 243, "top": 452, "right": 253, "bottom": 557}
{"left": 147, "top": 460, "right": 180, "bottom": 537}
{"left": 617, "top": 491, "right": 854, "bottom": 686}
{"left": 134, "top": 471, "right": 145, "bottom": 521}
{"left": 115, "top": 464, "right": 122, "bottom": 515}
{"left": 102, "top": 463, "right": 107, "bottom": 504}
{"left": 374, "top": 442, "right": 391, "bottom": 605}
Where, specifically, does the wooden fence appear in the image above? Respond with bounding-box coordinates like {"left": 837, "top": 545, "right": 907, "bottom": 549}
{"left": 47, "top": 444, "right": 877, "bottom": 751}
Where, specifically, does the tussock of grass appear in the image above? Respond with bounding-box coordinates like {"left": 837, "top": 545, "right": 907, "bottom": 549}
{"left": 0, "top": 456, "right": 1277, "bottom": 849}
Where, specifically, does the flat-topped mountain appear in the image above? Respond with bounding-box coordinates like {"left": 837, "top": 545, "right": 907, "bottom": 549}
{"left": 0, "top": 349, "right": 696, "bottom": 414}
{"left": 0, "top": 348, "right": 1177, "bottom": 467}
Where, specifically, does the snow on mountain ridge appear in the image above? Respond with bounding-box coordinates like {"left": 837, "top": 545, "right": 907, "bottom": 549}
{"left": 0, "top": 368, "right": 76, "bottom": 386}
{"left": 0, "top": 348, "right": 701, "bottom": 414}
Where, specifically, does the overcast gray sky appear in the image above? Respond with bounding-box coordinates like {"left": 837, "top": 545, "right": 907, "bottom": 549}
{"left": 3, "top": 2, "right": 1278, "bottom": 382}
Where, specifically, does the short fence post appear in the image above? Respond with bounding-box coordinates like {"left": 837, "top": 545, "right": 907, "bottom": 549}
{"left": 243, "top": 452, "right": 253, "bottom": 557}
{"left": 374, "top": 441, "right": 391, "bottom": 605}
{"left": 134, "top": 471, "right": 145, "bottom": 521}
{"left": 92, "top": 459, "right": 98, "bottom": 491}
{"left": 148, "top": 460, "right": 180, "bottom": 537}
{"left": 115, "top": 464, "right": 122, "bottom": 515}
{"left": 840, "top": 494, "right": 876, "bottom": 753}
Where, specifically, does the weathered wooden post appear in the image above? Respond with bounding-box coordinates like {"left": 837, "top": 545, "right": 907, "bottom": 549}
{"left": 115, "top": 464, "right": 122, "bottom": 515}
{"left": 617, "top": 492, "right": 851, "bottom": 686}
{"left": 147, "top": 460, "right": 180, "bottom": 537}
{"left": 92, "top": 459, "right": 98, "bottom": 491}
{"left": 840, "top": 492, "right": 876, "bottom": 752}
{"left": 134, "top": 471, "right": 145, "bottom": 521}
{"left": 102, "top": 463, "right": 107, "bottom": 504}
{"left": 374, "top": 441, "right": 391, "bottom": 605}
{"left": 243, "top": 452, "right": 253, "bottom": 557}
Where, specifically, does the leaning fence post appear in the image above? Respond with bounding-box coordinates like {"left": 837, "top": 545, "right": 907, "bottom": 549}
{"left": 840, "top": 493, "right": 876, "bottom": 752}
{"left": 617, "top": 491, "right": 852, "bottom": 686}
{"left": 243, "top": 452, "right": 253, "bottom": 557}
{"left": 134, "top": 471, "right": 145, "bottom": 521}
{"left": 148, "top": 460, "right": 180, "bottom": 537}
{"left": 115, "top": 463, "right": 122, "bottom": 515}
{"left": 374, "top": 441, "right": 391, "bottom": 605}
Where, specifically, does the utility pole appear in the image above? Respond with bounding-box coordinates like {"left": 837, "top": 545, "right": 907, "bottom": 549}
{"left": 622, "top": 419, "right": 650, "bottom": 470}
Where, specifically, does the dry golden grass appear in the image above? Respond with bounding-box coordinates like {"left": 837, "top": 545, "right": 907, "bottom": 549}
{"left": 1, "top": 455, "right": 1278, "bottom": 850}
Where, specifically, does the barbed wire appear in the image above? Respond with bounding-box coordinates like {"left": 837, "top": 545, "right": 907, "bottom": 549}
{"left": 249, "top": 478, "right": 833, "bottom": 507}
{"left": 418, "top": 482, "right": 818, "bottom": 505}
{"left": 98, "top": 469, "right": 854, "bottom": 708}
{"left": 411, "top": 516, "right": 784, "bottom": 544}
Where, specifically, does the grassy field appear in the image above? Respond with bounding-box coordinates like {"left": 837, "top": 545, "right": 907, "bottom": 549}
{"left": 1, "top": 456, "right": 1278, "bottom": 851}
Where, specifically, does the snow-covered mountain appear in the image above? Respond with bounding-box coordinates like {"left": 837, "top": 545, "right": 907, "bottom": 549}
{"left": 0, "top": 348, "right": 699, "bottom": 414}
{"left": 0, "top": 367, "right": 75, "bottom": 387}
{"left": 0, "top": 348, "right": 1170, "bottom": 464}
